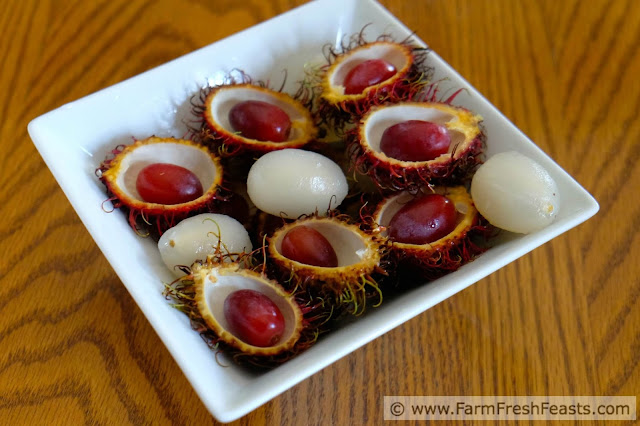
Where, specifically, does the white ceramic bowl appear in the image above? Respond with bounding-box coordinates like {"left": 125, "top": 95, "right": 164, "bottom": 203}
{"left": 28, "top": 0, "right": 598, "bottom": 422}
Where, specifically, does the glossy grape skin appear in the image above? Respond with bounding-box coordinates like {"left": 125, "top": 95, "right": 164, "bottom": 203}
{"left": 229, "top": 100, "right": 291, "bottom": 142}
{"left": 281, "top": 225, "right": 338, "bottom": 268}
{"left": 136, "top": 163, "right": 203, "bottom": 205}
{"left": 343, "top": 59, "right": 397, "bottom": 95}
{"left": 388, "top": 194, "right": 457, "bottom": 245}
{"left": 380, "top": 120, "right": 451, "bottom": 162}
{"left": 223, "top": 289, "right": 285, "bottom": 347}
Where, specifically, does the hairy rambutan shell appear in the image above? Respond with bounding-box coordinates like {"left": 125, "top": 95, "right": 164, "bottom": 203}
{"left": 374, "top": 186, "right": 481, "bottom": 276}
{"left": 300, "top": 41, "right": 430, "bottom": 144}
{"left": 322, "top": 41, "right": 414, "bottom": 106}
{"left": 268, "top": 216, "right": 385, "bottom": 315}
{"left": 98, "top": 137, "right": 223, "bottom": 235}
{"left": 351, "top": 102, "right": 484, "bottom": 189}
{"left": 193, "top": 262, "right": 304, "bottom": 357}
{"left": 202, "top": 84, "right": 316, "bottom": 155}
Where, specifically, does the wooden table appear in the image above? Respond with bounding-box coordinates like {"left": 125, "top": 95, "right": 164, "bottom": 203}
{"left": 1, "top": 0, "right": 638, "bottom": 424}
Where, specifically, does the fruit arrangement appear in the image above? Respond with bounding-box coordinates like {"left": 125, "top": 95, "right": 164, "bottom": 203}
{"left": 96, "top": 31, "right": 560, "bottom": 368}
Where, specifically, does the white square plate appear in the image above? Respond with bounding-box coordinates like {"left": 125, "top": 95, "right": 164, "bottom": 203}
{"left": 28, "top": 0, "right": 598, "bottom": 422}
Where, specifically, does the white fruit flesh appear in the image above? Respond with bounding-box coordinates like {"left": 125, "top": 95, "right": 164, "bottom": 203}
{"left": 158, "top": 213, "right": 252, "bottom": 277}
{"left": 471, "top": 151, "right": 560, "bottom": 234}
{"left": 246, "top": 149, "right": 348, "bottom": 218}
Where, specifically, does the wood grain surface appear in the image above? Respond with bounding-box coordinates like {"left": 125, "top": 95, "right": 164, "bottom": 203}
{"left": 1, "top": 0, "right": 639, "bottom": 424}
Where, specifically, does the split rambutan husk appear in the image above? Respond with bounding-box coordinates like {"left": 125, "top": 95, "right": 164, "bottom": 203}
{"left": 299, "top": 30, "right": 433, "bottom": 140}
{"left": 267, "top": 215, "right": 388, "bottom": 316}
{"left": 348, "top": 102, "right": 485, "bottom": 191}
{"left": 163, "top": 258, "right": 327, "bottom": 368}
{"left": 193, "top": 81, "right": 317, "bottom": 157}
{"left": 372, "top": 186, "right": 490, "bottom": 282}
{"left": 97, "top": 137, "right": 223, "bottom": 236}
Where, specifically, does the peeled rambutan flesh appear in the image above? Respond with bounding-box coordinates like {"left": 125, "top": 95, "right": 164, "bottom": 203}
{"left": 281, "top": 225, "right": 339, "bottom": 267}
{"left": 246, "top": 149, "right": 349, "bottom": 218}
{"left": 157, "top": 213, "right": 253, "bottom": 277}
{"left": 343, "top": 59, "right": 397, "bottom": 95}
{"left": 224, "top": 289, "right": 286, "bottom": 347}
{"left": 379, "top": 120, "right": 451, "bottom": 162}
{"left": 470, "top": 151, "right": 560, "bottom": 233}
{"left": 136, "top": 163, "right": 204, "bottom": 205}
{"left": 387, "top": 194, "right": 457, "bottom": 245}
{"left": 229, "top": 100, "right": 291, "bottom": 142}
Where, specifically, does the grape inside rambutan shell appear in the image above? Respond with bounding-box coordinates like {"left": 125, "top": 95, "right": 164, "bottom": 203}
{"left": 374, "top": 186, "right": 478, "bottom": 258}
{"left": 352, "top": 102, "right": 484, "bottom": 188}
{"left": 203, "top": 84, "right": 317, "bottom": 153}
{"left": 193, "top": 263, "right": 303, "bottom": 357}
{"left": 99, "top": 137, "right": 223, "bottom": 234}
{"left": 322, "top": 41, "right": 414, "bottom": 103}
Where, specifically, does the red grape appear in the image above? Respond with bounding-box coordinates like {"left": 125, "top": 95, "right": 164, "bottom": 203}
{"left": 281, "top": 225, "right": 338, "bottom": 267}
{"left": 229, "top": 100, "right": 291, "bottom": 142}
{"left": 380, "top": 120, "right": 451, "bottom": 162}
{"left": 224, "top": 289, "right": 285, "bottom": 347}
{"left": 136, "top": 163, "right": 203, "bottom": 205}
{"left": 388, "top": 194, "right": 457, "bottom": 244}
{"left": 343, "top": 59, "right": 397, "bottom": 95}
